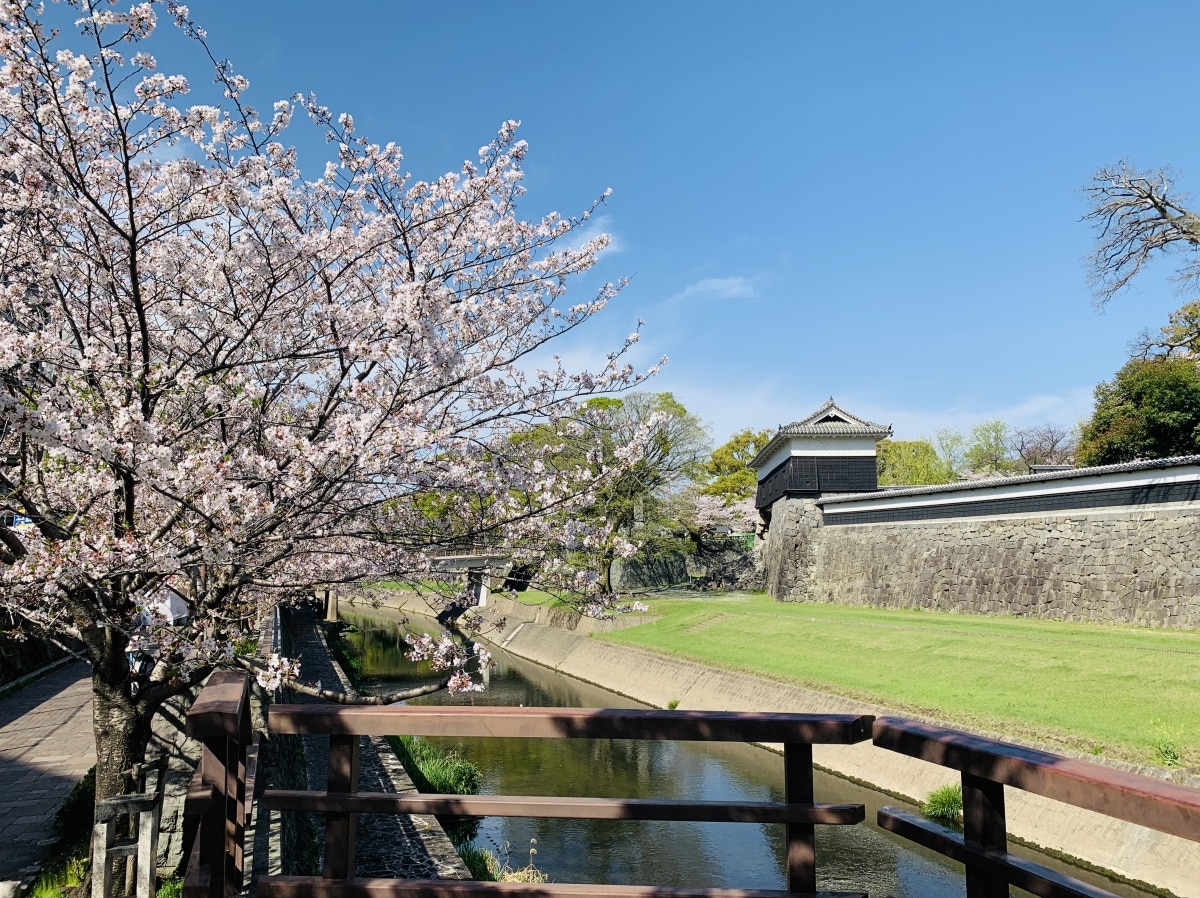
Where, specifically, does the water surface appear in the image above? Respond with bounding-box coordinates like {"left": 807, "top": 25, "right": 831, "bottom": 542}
{"left": 343, "top": 606, "right": 1156, "bottom": 898}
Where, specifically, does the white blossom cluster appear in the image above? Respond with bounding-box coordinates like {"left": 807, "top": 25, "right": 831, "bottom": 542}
{"left": 404, "top": 633, "right": 491, "bottom": 694}
{"left": 256, "top": 653, "right": 302, "bottom": 692}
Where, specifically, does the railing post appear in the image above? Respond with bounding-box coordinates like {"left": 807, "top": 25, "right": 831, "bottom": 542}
{"left": 200, "top": 735, "right": 228, "bottom": 898}
{"left": 324, "top": 734, "right": 360, "bottom": 879}
{"left": 227, "top": 692, "right": 250, "bottom": 890}
{"left": 186, "top": 670, "right": 251, "bottom": 898}
{"left": 91, "top": 815, "right": 114, "bottom": 898}
{"left": 962, "top": 772, "right": 1007, "bottom": 898}
{"left": 783, "top": 742, "right": 816, "bottom": 893}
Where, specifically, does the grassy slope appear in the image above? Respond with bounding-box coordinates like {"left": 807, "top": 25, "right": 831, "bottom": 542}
{"left": 599, "top": 593, "right": 1200, "bottom": 764}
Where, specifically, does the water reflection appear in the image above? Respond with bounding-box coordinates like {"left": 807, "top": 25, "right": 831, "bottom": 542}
{"left": 344, "top": 606, "right": 1154, "bottom": 898}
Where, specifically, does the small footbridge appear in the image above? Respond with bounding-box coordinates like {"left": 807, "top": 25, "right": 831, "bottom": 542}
{"left": 321, "top": 546, "right": 513, "bottom": 626}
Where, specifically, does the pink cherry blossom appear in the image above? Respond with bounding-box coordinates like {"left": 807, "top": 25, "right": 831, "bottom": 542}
{"left": 0, "top": 0, "right": 654, "bottom": 801}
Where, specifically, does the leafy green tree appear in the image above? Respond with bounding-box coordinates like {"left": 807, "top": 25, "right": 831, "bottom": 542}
{"left": 876, "top": 439, "right": 952, "bottom": 486}
{"left": 514, "top": 393, "right": 710, "bottom": 590}
{"left": 964, "top": 420, "right": 1022, "bottom": 476}
{"left": 1077, "top": 357, "right": 1200, "bottom": 465}
{"left": 934, "top": 428, "right": 968, "bottom": 479}
{"left": 697, "top": 428, "right": 772, "bottom": 503}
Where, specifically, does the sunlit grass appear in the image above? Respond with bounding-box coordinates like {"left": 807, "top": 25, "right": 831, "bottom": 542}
{"left": 600, "top": 593, "right": 1200, "bottom": 764}
{"left": 387, "top": 734, "right": 482, "bottom": 795}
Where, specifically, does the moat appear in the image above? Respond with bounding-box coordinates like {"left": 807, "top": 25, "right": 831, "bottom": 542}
{"left": 343, "top": 607, "right": 1157, "bottom": 898}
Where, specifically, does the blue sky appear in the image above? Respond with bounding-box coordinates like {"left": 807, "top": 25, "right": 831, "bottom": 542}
{"left": 84, "top": 2, "right": 1200, "bottom": 442}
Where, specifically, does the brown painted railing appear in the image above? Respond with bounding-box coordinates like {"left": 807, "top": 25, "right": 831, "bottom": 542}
{"left": 872, "top": 716, "right": 1200, "bottom": 898}
{"left": 259, "top": 703, "right": 874, "bottom": 898}
{"left": 180, "top": 671, "right": 1200, "bottom": 898}
{"left": 182, "top": 669, "right": 257, "bottom": 898}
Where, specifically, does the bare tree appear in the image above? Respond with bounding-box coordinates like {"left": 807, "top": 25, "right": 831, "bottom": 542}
{"left": 1085, "top": 163, "right": 1200, "bottom": 304}
{"left": 1007, "top": 425, "right": 1077, "bottom": 470}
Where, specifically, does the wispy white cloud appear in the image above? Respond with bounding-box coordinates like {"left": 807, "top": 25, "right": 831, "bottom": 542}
{"left": 668, "top": 276, "right": 756, "bottom": 303}
{"left": 565, "top": 214, "right": 622, "bottom": 255}
{"left": 654, "top": 384, "right": 1099, "bottom": 447}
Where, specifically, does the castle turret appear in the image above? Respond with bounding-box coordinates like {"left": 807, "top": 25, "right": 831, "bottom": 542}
{"left": 750, "top": 398, "right": 892, "bottom": 509}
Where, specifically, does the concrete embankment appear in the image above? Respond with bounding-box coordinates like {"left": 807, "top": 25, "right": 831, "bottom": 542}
{"left": 353, "top": 589, "right": 1200, "bottom": 898}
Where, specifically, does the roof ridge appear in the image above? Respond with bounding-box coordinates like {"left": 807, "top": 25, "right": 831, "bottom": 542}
{"left": 783, "top": 397, "right": 890, "bottom": 432}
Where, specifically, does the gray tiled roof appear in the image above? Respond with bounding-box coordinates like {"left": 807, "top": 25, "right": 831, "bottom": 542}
{"left": 751, "top": 398, "right": 892, "bottom": 469}
{"left": 818, "top": 454, "right": 1200, "bottom": 505}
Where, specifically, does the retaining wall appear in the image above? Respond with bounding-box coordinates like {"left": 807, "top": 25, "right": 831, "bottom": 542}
{"left": 761, "top": 459, "right": 1200, "bottom": 626}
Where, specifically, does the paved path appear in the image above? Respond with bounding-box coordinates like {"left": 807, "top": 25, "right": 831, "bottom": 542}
{"left": 0, "top": 661, "right": 95, "bottom": 887}
{"left": 286, "top": 610, "right": 468, "bottom": 880}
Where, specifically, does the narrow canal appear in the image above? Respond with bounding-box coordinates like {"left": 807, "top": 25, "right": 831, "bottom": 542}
{"left": 342, "top": 607, "right": 1157, "bottom": 898}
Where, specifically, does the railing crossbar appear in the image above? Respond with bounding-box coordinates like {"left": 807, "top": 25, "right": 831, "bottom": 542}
{"left": 268, "top": 705, "right": 873, "bottom": 745}
{"left": 878, "top": 808, "right": 1123, "bottom": 898}
{"left": 257, "top": 877, "right": 868, "bottom": 898}
{"left": 263, "top": 790, "right": 866, "bottom": 825}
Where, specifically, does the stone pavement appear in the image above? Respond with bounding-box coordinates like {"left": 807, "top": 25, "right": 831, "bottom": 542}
{"left": 0, "top": 661, "right": 95, "bottom": 890}
{"left": 286, "top": 610, "right": 468, "bottom": 880}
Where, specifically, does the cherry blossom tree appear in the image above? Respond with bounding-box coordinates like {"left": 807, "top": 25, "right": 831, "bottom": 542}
{"left": 0, "top": 1, "right": 657, "bottom": 802}
{"left": 687, "top": 493, "right": 758, "bottom": 533}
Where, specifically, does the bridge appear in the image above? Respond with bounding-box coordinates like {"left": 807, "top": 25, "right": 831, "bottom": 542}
{"left": 321, "top": 552, "right": 512, "bottom": 625}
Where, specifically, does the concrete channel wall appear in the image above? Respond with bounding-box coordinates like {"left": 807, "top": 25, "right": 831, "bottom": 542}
{"left": 356, "top": 589, "right": 1200, "bottom": 898}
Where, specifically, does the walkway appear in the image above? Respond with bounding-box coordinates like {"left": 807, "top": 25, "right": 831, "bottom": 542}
{"left": 285, "top": 609, "right": 468, "bottom": 879}
{"left": 0, "top": 661, "right": 95, "bottom": 891}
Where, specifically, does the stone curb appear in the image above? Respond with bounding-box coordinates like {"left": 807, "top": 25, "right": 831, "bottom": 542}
{"left": 0, "top": 654, "right": 79, "bottom": 697}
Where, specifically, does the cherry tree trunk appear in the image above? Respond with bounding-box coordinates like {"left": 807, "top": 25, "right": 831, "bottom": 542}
{"left": 91, "top": 671, "right": 153, "bottom": 805}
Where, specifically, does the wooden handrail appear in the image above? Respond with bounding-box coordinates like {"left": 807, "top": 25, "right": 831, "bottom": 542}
{"left": 182, "top": 669, "right": 253, "bottom": 898}
{"left": 258, "top": 878, "right": 864, "bottom": 898}
{"left": 264, "top": 791, "right": 866, "bottom": 824}
{"left": 261, "top": 704, "right": 874, "bottom": 897}
{"left": 873, "top": 716, "right": 1200, "bottom": 842}
{"left": 187, "top": 669, "right": 252, "bottom": 740}
{"left": 872, "top": 715, "right": 1200, "bottom": 898}
{"left": 268, "top": 705, "right": 872, "bottom": 744}
{"left": 189, "top": 671, "right": 1200, "bottom": 897}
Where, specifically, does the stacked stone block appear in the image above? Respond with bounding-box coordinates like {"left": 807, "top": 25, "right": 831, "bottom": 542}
{"left": 763, "top": 498, "right": 1200, "bottom": 628}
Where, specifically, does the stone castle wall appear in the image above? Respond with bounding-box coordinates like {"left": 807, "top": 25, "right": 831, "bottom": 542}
{"left": 763, "top": 498, "right": 1200, "bottom": 628}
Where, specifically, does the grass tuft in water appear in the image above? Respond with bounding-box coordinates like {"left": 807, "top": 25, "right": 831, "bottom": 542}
{"left": 921, "top": 783, "right": 963, "bottom": 825}
{"left": 387, "top": 734, "right": 482, "bottom": 794}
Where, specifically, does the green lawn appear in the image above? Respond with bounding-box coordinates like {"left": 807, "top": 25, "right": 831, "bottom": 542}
{"left": 598, "top": 593, "right": 1200, "bottom": 766}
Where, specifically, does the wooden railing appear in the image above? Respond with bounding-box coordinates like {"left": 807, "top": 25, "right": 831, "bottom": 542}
{"left": 182, "top": 669, "right": 257, "bottom": 898}
{"left": 91, "top": 756, "right": 167, "bottom": 898}
{"left": 180, "top": 671, "right": 1200, "bottom": 898}
{"left": 872, "top": 716, "right": 1200, "bottom": 898}
{"left": 259, "top": 703, "right": 874, "bottom": 898}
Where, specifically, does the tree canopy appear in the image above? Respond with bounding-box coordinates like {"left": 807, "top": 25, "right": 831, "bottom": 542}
{"left": 1077, "top": 357, "right": 1200, "bottom": 465}
{"left": 876, "top": 439, "right": 950, "bottom": 486}
{"left": 516, "top": 393, "right": 709, "bottom": 591}
{"left": 877, "top": 420, "right": 1075, "bottom": 485}
{"left": 696, "top": 427, "right": 772, "bottom": 503}
{"left": 1085, "top": 164, "right": 1200, "bottom": 304}
{"left": 0, "top": 2, "right": 656, "bottom": 800}
{"left": 1082, "top": 165, "right": 1200, "bottom": 465}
